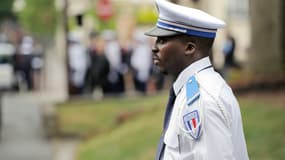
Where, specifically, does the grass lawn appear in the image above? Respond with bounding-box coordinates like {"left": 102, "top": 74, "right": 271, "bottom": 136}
{"left": 56, "top": 94, "right": 167, "bottom": 137}
{"left": 56, "top": 93, "right": 285, "bottom": 160}
{"left": 239, "top": 98, "right": 285, "bottom": 160}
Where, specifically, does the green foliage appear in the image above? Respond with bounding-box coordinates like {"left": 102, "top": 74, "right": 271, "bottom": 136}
{"left": 17, "top": 0, "right": 57, "bottom": 36}
{"left": 0, "top": 0, "right": 14, "bottom": 11}
{"left": 0, "top": 0, "right": 15, "bottom": 20}
{"left": 135, "top": 6, "right": 158, "bottom": 25}
{"left": 85, "top": 8, "right": 116, "bottom": 32}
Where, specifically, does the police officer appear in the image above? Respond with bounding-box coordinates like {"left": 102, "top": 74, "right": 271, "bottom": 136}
{"left": 145, "top": 0, "right": 249, "bottom": 159}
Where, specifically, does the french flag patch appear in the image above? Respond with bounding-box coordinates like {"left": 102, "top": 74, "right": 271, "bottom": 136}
{"left": 183, "top": 110, "right": 202, "bottom": 140}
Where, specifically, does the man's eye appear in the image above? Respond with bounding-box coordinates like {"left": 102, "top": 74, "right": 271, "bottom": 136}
{"left": 157, "top": 38, "right": 167, "bottom": 44}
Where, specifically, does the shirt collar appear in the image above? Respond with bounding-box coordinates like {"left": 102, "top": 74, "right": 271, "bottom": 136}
{"left": 173, "top": 56, "right": 212, "bottom": 95}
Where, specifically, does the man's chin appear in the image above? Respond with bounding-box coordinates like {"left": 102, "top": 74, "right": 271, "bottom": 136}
{"left": 159, "top": 68, "right": 168, "bottom": 75}
{"left": 154, "top": 65, "right": 168, "bottom": 75}
{"left": 162, "top": 70, "right": 168, "bottom": 75}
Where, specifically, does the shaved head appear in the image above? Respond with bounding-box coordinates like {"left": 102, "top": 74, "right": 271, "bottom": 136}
{"left": 179, "top": 35, "right": 215, "bottom": 56}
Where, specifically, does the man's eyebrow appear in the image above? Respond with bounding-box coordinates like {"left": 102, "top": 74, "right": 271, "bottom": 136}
{"left": 158, "top": 35, "right": 180, "bottom": 41}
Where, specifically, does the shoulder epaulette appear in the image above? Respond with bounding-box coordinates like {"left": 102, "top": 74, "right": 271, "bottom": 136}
{"left": 186, "top": 76, "right": 200, "bottom": 106}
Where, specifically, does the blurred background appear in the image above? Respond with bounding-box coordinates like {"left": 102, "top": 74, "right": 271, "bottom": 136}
{"left": 0, "top": 0, "right": 284, "bottom": 159}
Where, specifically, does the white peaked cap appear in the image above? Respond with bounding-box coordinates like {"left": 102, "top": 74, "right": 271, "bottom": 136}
{"left": 145, "top": 0, "right": 226, "bottom": 38}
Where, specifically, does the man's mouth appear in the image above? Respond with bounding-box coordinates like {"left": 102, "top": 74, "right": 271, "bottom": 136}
{"left": 153, "top": 56, "right": 160, "bottom": 65}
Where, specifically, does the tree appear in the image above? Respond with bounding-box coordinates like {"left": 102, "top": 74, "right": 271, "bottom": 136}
{"left": 249, "top": 0, "right": 285, "bottom": 78}
{"left": 17, "top": 0, "right": 57, "bottom": 36}
{"left": 282, "top": 1, "right": 285, "bottom": 72}
{"left": 0, "top": 0, "right": 15, "bottom": 21}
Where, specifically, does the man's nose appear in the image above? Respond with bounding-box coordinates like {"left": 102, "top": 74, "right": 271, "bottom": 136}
{"left": 152, "top": 44, "right": 159, "bottom": 54}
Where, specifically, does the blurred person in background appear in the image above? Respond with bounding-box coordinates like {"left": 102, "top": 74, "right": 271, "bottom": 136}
{"left": 30, "top": 43, "right": 44, "bottom": 91}
{"left": 103, "top": 30, "right": 125, "bottom": 95}
{"left": 145, "top": 0, "right": 249, "bottom": 159}
{"left": 120, "top": 42, "right": 132, "bottom": 74}
{"left": 68, "top": 33, "right": 88, "bottom": 95}
{"left": 15, "top": 36, "right": 34, "bottom": 91}
{"left": 222, "top": 32, "right": 240, "bottom": 78}
{"left": 130, "top": 31, "right": 152, "bottom": 94}
{"left": 0, "top": 33, "right": 17, "bottom": 91}
{"left": 85, "top": 32, "right": 110, "bottom": 97}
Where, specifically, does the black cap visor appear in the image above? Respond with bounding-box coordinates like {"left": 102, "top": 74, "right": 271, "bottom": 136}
{"left": 144, "top": 26, "right": 181, "bottom": 37}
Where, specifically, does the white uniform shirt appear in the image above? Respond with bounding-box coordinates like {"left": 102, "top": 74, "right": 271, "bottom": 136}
{"left": 163, "top": 57, "right": 249, "bottom": 160}
{"left": 130, "top": 42, "right": 152, "bottom": 82}
{"left": 68, "top": 43, "right": 88, "bottom": 87}
{"left": 104, "top": 40, "right": 122, "bottom": 83}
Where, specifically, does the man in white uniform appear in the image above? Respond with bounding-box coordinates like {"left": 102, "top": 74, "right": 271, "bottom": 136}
{"left": 144, "top": 0, "right": 249, "bottom": 159}
{"left": 131, "top": 31, "right": 152, "bottom": 93}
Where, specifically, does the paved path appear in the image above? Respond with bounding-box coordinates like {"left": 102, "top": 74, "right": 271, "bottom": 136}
{"left": 0, "top": 93, "right": 54, "bottom": 160}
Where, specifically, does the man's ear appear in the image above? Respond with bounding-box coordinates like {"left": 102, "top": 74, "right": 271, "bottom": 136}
{"left": 185, "top": 42, "right": 196, "bottom": 56}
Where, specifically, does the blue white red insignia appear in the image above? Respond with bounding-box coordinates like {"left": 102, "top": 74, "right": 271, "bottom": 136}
{"left": 183, "top": 110, "right": 202, "bottom": 140}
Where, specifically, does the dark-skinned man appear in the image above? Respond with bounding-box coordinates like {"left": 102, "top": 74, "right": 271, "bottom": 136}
{"left": 145, "top": 0, "right": 249, "bottom": 159}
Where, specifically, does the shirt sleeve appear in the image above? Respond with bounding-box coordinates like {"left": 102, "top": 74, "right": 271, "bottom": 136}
{"left": 202, "top": 97, "right": 235, "bottom": 160}
{"left": 219, "top": 85, "right": 249, "bottom": 160}
{"left": 179, "top": 85, "right": 235, "bottom": 160}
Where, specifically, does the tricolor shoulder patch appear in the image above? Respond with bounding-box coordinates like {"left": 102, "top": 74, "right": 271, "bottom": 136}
{"left": 183, "top": 110, "right": 202, "bottom": 140}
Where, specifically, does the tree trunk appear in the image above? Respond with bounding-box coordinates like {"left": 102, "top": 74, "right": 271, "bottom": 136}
{"left": 249, "top": 0, "right": 284, "bottom": 78}
{"left": 282, "top": 1, "right": 285, "bottom": 72}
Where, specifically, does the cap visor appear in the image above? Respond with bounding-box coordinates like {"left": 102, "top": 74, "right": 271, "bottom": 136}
{"left": 144, "top": 27, "right": 181, "bottom": 37}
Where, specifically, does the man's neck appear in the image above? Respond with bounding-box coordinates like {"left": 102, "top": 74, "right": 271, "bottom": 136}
{"left": 174, "top": 53, "right": 207, "bottom": 78}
